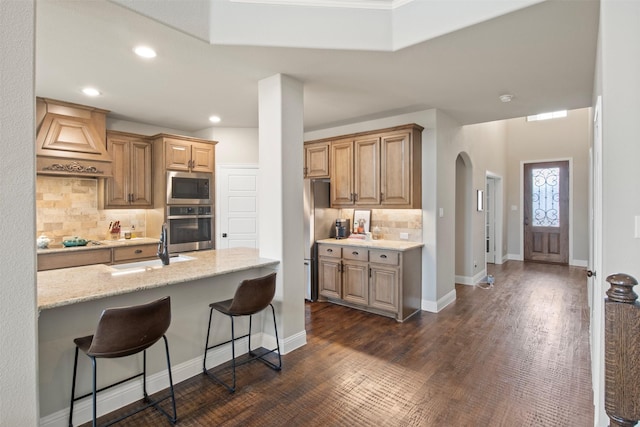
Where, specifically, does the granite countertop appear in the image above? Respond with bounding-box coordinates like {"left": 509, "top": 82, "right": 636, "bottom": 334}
{"left": 37, "top": 247, "right": 279, "bottom": 310}
{"left": 37, "top": 237, "right": 160, "bottom": 254}
{"left": 316, "top": 238, "right": 424, "bottom": 251}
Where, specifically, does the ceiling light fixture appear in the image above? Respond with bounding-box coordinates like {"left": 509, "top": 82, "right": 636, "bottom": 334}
{"left": 499, "top": 94, "right": 514, "bottom": 103}
{"left": 82, "top": 87, "right": 101, "bottom": 97}
{"left": 134, "top": 46, "right": 157, "bottom": 59}
{"left": 208, "top": 115, "right": 221, "bottom": 124}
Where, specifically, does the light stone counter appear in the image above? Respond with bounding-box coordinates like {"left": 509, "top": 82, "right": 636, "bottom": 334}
{"left": 36, "top": 237, "right": 160, "bottom": 255}
{"left": 37, "top": 247, "right": 279, "bottom": 310}
{"left": 316, "top": 238, "right": 424, "bottom": 251}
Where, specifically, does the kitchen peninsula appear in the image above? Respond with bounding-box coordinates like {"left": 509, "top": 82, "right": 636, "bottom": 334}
{"left": 37, "top": 247, "right": 279, "bottom": 425}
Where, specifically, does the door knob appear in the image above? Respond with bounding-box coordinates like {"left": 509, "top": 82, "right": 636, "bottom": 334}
{"left": 587, "top": 270, "right": 596, "bottom": 278}
{"left": 222, "top": 233, "right": 227, "bottom": 238}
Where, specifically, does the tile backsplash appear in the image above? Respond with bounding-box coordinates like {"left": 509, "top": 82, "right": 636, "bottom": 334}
{"left": 338, "top": 208, "right": 422, "bottom": 242}
{"left": 36, "top": 176, "right": 148, "bottom": 244}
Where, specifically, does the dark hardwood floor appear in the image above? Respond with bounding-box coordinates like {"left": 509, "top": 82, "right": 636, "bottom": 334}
{"left": 87, "top": 261, "right": 594, "bottom": 426}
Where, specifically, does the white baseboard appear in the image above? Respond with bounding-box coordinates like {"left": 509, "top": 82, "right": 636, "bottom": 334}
{"left": 40, "top": 331, "right": 306, "bottom": 427}
{"left": 507, "top": 253, "right": 523, "bottom": 261}
{"left": 455, "top": 268, "right": 487, "bottom": 286}
{"left": 571, "top": 259, "right": 588, "bottom": 267}
{"left": 422, "top": 288, "right": 456, "bottom": 313}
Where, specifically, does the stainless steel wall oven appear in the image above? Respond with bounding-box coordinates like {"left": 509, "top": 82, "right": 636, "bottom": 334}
{"left": 166, "top": 205, "right": 214, "bottom": 253}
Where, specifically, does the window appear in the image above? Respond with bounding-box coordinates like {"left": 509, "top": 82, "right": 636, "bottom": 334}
{"left": 526, "top": 110, "right": 567, "bottom": 122}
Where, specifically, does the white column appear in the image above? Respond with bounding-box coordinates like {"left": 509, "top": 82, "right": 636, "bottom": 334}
{"left": 258, "top": 74, "right": 306, "bottom": 351}
{"left": 0, "top": 0, "right": 39, "bottom": 424}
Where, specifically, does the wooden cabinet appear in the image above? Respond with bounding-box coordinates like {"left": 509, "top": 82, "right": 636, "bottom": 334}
{"left": 37, "top": 242, "right": 159, "bottom": 271}
{"left": 161, "top": 135, "right": 215, "bottom": 173}
{"left": 303, "top": 141, "right": 330, "bottom": 178}
{"left": 104, "top": 131, "right": 153, "bottom": 208}
{"left": 317, "top": 242, "right": 422, "bottom": 321}
{"left": 312, "top": 124, "right": 422, "bottom": 208}
{"left": 38, "top": 248, "right": 112, "bottom": 271}
{"left": 112, "top": 243, "right": 158, "bottom": 264}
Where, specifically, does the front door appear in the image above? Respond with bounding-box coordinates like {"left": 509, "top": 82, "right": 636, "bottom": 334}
{"left": 523, "top": 161, "right": 569, "bottom": 264}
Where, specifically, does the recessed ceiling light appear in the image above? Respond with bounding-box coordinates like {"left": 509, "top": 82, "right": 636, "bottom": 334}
{"left": 499, "top": 94, "right": 514, "bottom": 103}
{"left": 82, "top": 87, "right": 101, "bottom": 97}
{"left": 209, "top": 115, "right": 221, "bottom": 124}
{"left": 134, "top": 46, "right": 157, "bottom": 59}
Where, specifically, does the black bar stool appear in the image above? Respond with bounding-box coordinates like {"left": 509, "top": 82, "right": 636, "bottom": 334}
{"left": 203, "top": 272, "right": 282, "bottom": 392}
{"left": 69, "top": 296, "right": 177, "bottom": 427}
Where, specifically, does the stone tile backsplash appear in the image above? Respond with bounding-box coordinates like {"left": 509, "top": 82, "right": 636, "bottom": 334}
{"left": 36, "top": 176, "right": 148, "bottom": 244}
{"left": 338, "top": 208, "right": 422, "bottom": 242}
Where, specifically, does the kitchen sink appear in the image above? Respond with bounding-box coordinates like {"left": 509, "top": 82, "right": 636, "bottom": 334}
{"left": 110, "top": 254, "right": 195, "bottom": 274}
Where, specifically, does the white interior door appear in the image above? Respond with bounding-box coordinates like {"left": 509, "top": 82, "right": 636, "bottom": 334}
{"left": 217, "top": 166, "right": 259, "bottom": 249}
{"left": 486, "top": 178, "right": 496, "bottom": 264}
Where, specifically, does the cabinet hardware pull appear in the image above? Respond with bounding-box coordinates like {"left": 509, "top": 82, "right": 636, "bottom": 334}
{"left": 380, "top": 254, "right": 387, "bottom": 259}
{"left": 352, "top": 251, "right": 359, "bottom": 255}
{"left": 327, "top": 248, "right": 333, "bottom": 253}
{"left": 380, "top": 192, "right": 384, "bottom": 200}
{"left": 355, "top": 193, "right": 359, "bottom": 201}
{"left": 135, "top": 249, "right": 142, "bottom": 254}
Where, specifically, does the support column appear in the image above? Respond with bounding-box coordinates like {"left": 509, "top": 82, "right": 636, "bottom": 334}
{"left": 0, "top": 0, "right": 39, "bottom": 424}
{"left": 258, "top": 74, "right": 306, "bottom": 352}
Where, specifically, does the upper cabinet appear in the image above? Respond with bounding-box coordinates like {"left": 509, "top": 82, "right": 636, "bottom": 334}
{"left": 311, "top": 124, "right": 422, "bottom": 209}
{"left": 35, "top": 97, "right": 112, "bottom": 177}
{"left": 158, "top": 135, "right": 215, "bottom": 173}
{"left": 103, "top": 131, "right": 153, "bottom": 208}
{"left": 303, "top": 141, "right": 330, "bottom": 178}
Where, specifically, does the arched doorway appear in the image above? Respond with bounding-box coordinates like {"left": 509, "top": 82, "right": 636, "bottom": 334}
{"left": 455, "top": 152, "right": 473, "bottom": 284}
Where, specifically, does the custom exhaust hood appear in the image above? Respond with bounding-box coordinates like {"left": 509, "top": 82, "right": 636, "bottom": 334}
{"left": 36, "top": 97, "right": 113, "bottom": 178}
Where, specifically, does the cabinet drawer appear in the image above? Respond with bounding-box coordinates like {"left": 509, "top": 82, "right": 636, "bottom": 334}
{"left": 369, "top": 249, "right": 399, "bottom": 266}
{"left": 113, "top": 244, "right": 158, "bottom": 263}
{"left": 318, "top": 244, "right": 341, "bottom": 259}
{"left": 38, "top": 249, "right": 112, "bottom": 271}
{"left": 342, "top": 247, "right": 368, "bottom": 262}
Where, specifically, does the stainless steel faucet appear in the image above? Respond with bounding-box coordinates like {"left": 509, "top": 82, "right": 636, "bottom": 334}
{"left": 158, "top": 223, "right": 170, "bottom": 265}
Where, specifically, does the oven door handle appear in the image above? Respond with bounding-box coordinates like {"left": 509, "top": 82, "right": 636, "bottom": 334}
{"left": 167, "top": 215, "right": 213, "bottom": 220}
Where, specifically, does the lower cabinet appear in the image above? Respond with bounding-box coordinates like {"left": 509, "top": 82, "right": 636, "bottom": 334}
{"left": 37, "top": 242, "right": 158, "bottom": 271}
{"left": 317, "top": 243, "right": 421, "bottom": 322}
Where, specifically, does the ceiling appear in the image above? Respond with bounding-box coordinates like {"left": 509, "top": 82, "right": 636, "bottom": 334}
{"left": 35, "top": 0, "right": 599, "bottom": 133}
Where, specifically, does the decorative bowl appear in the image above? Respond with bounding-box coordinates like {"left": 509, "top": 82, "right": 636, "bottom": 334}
{"left": 62, "top": 237, "right": 88, "bottom": 247}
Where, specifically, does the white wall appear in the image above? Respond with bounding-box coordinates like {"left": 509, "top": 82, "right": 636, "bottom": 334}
{"left": 504, "top": 108, "right": 591, "bottom": 265}
{"left": 0, "top": 0, "right": 39, "bottom": 424}
{"left": 193, "top": 127, "right": 259, "bottom": 165}
{"left": 595, "top": 1, "right": 640, "bottom": 426}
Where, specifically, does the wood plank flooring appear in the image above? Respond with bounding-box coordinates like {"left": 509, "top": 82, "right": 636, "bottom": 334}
{"left": 86, "top": 261, "right": 594, "bottom": 426}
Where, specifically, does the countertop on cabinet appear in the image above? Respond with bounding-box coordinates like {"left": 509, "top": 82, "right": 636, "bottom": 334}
{"left": 37, "top": 247, "right": 279, "bottom": 310}
{"left": 316, "top": 238, "right": 424, "bottom": 251}
{"left": 37, "top": 237, "right": 160, "bottom": 254}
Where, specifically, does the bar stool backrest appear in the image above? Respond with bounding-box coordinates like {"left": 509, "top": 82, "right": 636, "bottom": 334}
{"left": 87, "top": 296, "right": 171, "bottom": 358}
{"left": 228, "top": 272, "right": 277, "bottom": 316}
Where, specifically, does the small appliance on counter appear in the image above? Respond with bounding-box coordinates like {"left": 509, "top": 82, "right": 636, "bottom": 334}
{"left": 335, "top": 219, "right": 351, "bottom": 239}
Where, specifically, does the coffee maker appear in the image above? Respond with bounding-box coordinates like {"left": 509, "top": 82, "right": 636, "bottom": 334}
{"left": 335, "top": 219, "right": 351, "bottom": 239}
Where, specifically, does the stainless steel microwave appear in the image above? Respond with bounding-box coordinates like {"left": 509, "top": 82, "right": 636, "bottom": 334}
{"left": 166, "top": 171, "right": 213, "bottom": 205}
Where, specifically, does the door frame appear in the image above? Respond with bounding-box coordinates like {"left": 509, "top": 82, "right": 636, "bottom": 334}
{"left": 519, "top": 157, "right": 574, "bottom": 264}
{"left": 485, "top": 172, "right": 504, "bottom": 264}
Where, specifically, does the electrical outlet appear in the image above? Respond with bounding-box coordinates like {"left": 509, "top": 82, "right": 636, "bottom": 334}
{"left": 400, "top": 232, "right": 409, "bottom": 240}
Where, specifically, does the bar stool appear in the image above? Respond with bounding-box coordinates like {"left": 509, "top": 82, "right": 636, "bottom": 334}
{"left": 203, "top": 272, "right": 282, "bottom": 392}
{"left": 69, "top": 296, "right": 177, "bottom": 427}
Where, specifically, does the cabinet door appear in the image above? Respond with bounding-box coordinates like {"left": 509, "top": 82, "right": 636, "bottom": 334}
{"left": 381, "top": 132, "right": 411, "bottom": 206}
{"left": 354, "top": 136, "right": 380, "bottom": 205}
{"left": 165, "top": 139, "right": 192, "bottom": 171}
{"left": 319, "top": 257, "right": 342, "bottom": 299}
{"left": 129, "top": 140, "right": 152, "bottom": 206}
{"left": 304, "top": 142, "right": 330, "bottom": 178}
{"left": 105, "top": 136, "right": 130, "bottom": 207}
{"left": 330, "top": 139, "right": 354, "bottom": 206}
{"left": 370, "top": 265, "right": 399, "bottom": 312}
{"left": 190, "top": 141, "right": 215, "bottom": 173}
{"left": 342, "top": 260, "right": 369, "bottom": 306}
